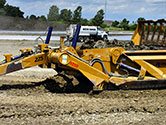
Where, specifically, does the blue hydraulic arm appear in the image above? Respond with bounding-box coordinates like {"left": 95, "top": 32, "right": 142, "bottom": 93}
{"left": 71, "top": 24, "right": 81, "bottom": 49}
{"left": 45, "top": 26, "right": 53, "bottom": 44}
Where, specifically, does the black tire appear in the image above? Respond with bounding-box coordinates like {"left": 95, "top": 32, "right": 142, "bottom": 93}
{"left": 83, "top": 37, "right": 88, "bottom": 41}
{"left": 103, "top": 35, "right": 108, "bottom": 41}
{"left": 78, "top": 37, "right": 84, "bottom": 42}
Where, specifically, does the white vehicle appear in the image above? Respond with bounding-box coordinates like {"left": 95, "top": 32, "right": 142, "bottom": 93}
{"left": 66, "top": 24, "right": 108, "bottom": 41}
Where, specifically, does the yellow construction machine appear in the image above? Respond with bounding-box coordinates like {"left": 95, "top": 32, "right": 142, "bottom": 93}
{"left": 0, "top": 19, "right": 166, "bottom": 91}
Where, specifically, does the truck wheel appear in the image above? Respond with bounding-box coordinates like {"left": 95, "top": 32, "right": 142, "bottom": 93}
{"left": 79, "top": 37, "right": 84, "bottom": 42}
{"left": 103, "top": 35, "right": 108, "bottom": 41}
{"left": 83, "top": 37, "right": 88, "bottom": 41}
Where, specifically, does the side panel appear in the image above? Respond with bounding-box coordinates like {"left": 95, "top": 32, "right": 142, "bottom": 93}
{"left": 0, "top": 53, "right": 47, "bottom": 76}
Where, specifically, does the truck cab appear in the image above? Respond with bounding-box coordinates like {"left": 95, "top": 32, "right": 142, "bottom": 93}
{"left": 97, "top": 27, "right": 108, "bottom": 40}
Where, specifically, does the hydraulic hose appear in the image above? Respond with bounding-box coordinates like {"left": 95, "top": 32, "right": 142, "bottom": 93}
{"left": 89, "top": 58, "right": 122, "bottom": 77}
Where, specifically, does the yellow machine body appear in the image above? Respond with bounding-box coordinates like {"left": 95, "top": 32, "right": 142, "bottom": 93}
{"left": 0, "top": 19, "right": 166, "bottom": 90}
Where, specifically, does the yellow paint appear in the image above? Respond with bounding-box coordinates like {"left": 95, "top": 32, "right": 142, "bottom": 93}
{"left": 131, "top": 19, "right": 166, "bottom": 45}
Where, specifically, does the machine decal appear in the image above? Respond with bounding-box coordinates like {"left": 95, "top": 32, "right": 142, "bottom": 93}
{"left": 35, "top": 56, "right": 43, "bottom": 62}
{"left": 62, "top": 55, "right": 68, "bottom": 64}
{"left": 69, "top": 61, "right": 78, "bottom": 68}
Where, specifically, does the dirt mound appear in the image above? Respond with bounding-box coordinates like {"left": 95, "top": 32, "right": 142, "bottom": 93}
{"left": 40, "top": 72, "right": 93, "bottom": 93}
{"left": 80, "top": 39, "right": 166, "bottom": 50}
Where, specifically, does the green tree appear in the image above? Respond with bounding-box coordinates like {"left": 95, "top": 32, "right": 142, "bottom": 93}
{"left": 81, "top": 18, "right": 89, "bottom": 25}
{"left": 0, "top": 0, "right": 6, "bottom": 8}
{"left": 38, "top": 15, "right": 47, "bottom": 21}
{"left": 72, "top": 6, "right": 82, "bottom": 24}
{"left": 137, "top": 17, "right": 145, "bottom": 21}
{"left": 119, "top": 18, "right": 130, "bottom": 30}
{"left": 60, "top": 9, "right": 72, "bottom": 23}
{"left": 48, "top": 5, "right": 59, "bottom": 21}
{"left": 91, "top": 9, "right": 104, "bottom": 26}
{"left": 4, "top": 4, "right": 24, "bottom": 18}
{"left": 29, "top": 14, "right": 37, "bottom": 20}
{"left": 0, "top": 8, "right": 5, "bottom": 15}
{"left": 129, "top": 24, "right": 137, "bottom": 31}
{"left": 112, "top": 20, "right": 119, "bottom": 27}
{"left": 88, "top": 18, "right": 93, "bottom": 25}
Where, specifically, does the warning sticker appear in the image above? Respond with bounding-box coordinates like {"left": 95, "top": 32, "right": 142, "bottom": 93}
{"left": 62, "top": 55, "right": 68, "bottom": 64}
{"left": 69, "top": 61, "right": 79, "bottom": 68}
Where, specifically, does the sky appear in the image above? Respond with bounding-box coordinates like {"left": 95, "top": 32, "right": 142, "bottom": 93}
{"left": 7, "top": 0, "right": 166, "bottom": 22}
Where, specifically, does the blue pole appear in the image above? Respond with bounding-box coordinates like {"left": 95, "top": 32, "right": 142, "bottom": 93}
{"left": 71, "top": 24, "right": 81, "bottom": 49}
{"left": 11, "top": 54, "right": 23, "bottom": 61}
{"left": 118, "top": 63, "right": 140, "bottom": 74}
{"left": 45, "top": 26, "right": 53, "bottom": 44}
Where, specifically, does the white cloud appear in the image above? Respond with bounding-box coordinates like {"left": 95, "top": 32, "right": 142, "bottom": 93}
{"left": 111, "top": 4, "right": 129, "bottom": 14}
{"left": 146, "top": 0, "right": 166, "bottom": 2}
{"left": 136, "top": 7, "right": 146, "bottom": 13}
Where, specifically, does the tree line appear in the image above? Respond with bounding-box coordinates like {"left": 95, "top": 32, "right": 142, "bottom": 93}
{"left": 27, "top": 5, "right": 145, "bottom": 31}
{"left": 28, "top": 5, "right": 105, "bottom": 27}
{"left": 0, "top": 0, "right": 104, "bottom": 26}
{"left": 111, "top": 17, "right": 145, "bottom": 31}
{"left": 0, "top": 0, "right": 146, "bottom": 31}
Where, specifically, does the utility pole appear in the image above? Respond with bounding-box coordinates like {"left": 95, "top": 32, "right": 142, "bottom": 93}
{"left": 105, "top": 0, "right": 107, "bottom": 20}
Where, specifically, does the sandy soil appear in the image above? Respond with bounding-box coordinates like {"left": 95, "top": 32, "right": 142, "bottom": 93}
{"left": 0, "top": 39, "right": 166, "bottom": 124}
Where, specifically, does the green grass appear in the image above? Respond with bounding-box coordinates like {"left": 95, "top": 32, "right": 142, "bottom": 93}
{"left": 104, "top": 26, "right": 124, "bottom": 31}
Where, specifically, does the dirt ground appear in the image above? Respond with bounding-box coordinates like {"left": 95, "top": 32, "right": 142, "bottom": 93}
{"left": 0, "top": 40, "right": 166, "bottom": 125}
